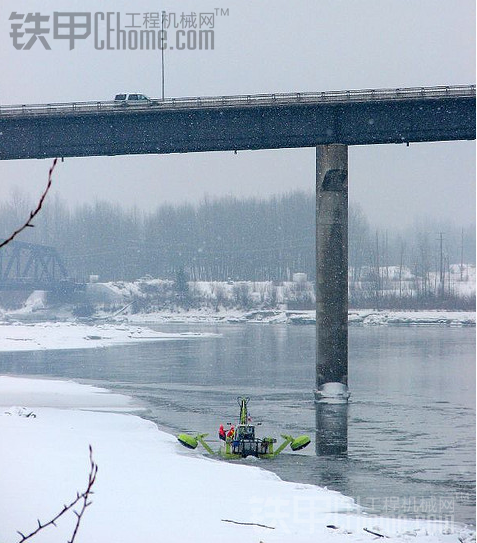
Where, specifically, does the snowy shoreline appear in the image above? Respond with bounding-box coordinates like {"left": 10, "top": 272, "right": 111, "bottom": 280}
{"left": 0, "top": 311, "right": 474, "bottom": 353}
{"left": 124, "top": 309, "right": 476, "bottom": 327}
{"left": 0, "top": 376, "right": 474, "bottom": 543}
{"left": 0, "top": 321, "right": 218, "bottom": 352}
{"left": 0, "top": 317, "right": 474, "bottom": 541}
{"left": 3, "top": 284, "right": 475, "bottom": 328}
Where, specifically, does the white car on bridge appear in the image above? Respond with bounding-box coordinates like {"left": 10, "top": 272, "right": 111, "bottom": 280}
{"left": 114, "top": 93, "right": 154, "bottom": 105}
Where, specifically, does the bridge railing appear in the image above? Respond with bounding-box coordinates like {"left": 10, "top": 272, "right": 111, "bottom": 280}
{"left": 0, "top": 85, "right": 474, "bottom": 117}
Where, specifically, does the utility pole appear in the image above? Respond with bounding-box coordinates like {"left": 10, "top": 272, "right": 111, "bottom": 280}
{"left": 161, "top": 10, "right": 166, "bottom": 101}
{"left": 375, "top": 230, "right": 380, "bottom": 309}
{"left": 398, "top": 240, "right": 404, "bottom": 302}
{"left": 460, "top": 227, "right": 464, "bottom": 281}
{"left": 447, "top": 255, "right": 451, "bottom": 295}
{"left": 438, "top": 232, "right": 444, "bottom": 298}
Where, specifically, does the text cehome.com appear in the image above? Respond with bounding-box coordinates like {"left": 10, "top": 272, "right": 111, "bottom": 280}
{"left": 9, "top": 11, "right": 222, "bottom": 50}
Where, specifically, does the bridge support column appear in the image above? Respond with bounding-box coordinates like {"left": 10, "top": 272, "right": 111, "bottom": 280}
{"left": 315, "top": 144, "right": 349, "bottom": 454}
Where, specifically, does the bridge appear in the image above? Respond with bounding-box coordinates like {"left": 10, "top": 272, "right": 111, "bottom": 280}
{"left": 1, "top": 84, "right": 474, "bottom": 453}
{"left": 0, "top": 240, "right": 68, "bottom": 291}
{"left": 0, "top": 85, "right": 474, "bottom": 160}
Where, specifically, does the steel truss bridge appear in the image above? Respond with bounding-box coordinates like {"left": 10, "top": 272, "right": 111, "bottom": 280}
{"left": 0, "top": 241, "right": 68, "bottom": 290}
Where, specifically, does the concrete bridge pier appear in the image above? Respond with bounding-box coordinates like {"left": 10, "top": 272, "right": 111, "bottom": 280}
{"left": 315, "top": 144, "right": 349, "bottom": 454}
{"left": 315, "top": 402, "right": 348, "bottom": 455}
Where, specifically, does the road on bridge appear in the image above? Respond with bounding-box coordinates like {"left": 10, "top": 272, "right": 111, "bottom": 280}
{"left": 0, "top": 85, "right": 474, "bottom": 160}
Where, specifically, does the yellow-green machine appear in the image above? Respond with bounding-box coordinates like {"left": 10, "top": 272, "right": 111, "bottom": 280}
{"left": 177, "top": 397, "right": 311, "bottom": 459}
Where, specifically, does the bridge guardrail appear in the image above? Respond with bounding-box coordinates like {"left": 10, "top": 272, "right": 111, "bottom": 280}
{"left": 0, "top": 85, "right": 474, "bottom": 117}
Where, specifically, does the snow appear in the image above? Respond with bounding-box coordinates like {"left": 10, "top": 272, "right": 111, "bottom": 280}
{"left": 0, "top": 376, "right": 474, "bottom": 543}
{"left": 1, "top": 274, "right": 474, "bottom": 327}
{"left": 348, "top": 310, "right": 476, "bottom": 326}
{"left": 0, "top": 321, "right": 217, "bottom": 352}
{"left": 125, "top": 308, "right": 475, "bottom": 326}
{"left": 349, "top": 264, "right": 476, "bottom": 299}
{"left": 22, "top": 289, "right": 47, "bottom": 312}
{"left": 0, "top": 310, "right": 472, "bottom": 338}
{"left": 101, "top": 269, "right": 475, "bottom": 313}
{"left": 316, "top": 382, "right": 351, "bottom": 403}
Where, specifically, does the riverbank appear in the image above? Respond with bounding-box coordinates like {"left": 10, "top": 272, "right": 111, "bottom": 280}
{"left": 0, "top": 321, "right": 217, "bottom": 352}
{"left": 0, "top": 376, "right": 474, "bottom": 543}
{"left": 0, "top": 311, "right": 473, "bottom": 353}
{"left": 124, "top": 309, "right": 475, "bottom": 326}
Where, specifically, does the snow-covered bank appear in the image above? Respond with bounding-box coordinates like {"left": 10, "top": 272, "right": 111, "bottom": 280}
{"left": 0, "top": 376, "right": 473, "bottom": 543}
{"left": 0, "top": 321, "right": 217, "bottom": 352}
{"left": 125, "top": 309, "right": 476, "bottom": 326}
{"left": 2, "top": 284, "right": 475, "bottom": 327}
{"left": 348, "top": 310, "right": 476, "bottom": 326}
{"left": 0, "top": 311, "right": 472, "bottom": 355}
{"left": 97, "top": 271, "right": 476, "bottom": 313}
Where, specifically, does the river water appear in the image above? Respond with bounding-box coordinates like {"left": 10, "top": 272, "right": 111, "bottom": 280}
{"left": 0, "top": 324, "right": 474, "bottom": 525}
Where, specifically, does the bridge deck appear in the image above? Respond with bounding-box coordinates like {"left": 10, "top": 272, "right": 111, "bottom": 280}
{"left": 0, "top": 85, "right": 474, "bottom": 118}
{"left": 0, "top": 85, "right": 474, "bottom": 160}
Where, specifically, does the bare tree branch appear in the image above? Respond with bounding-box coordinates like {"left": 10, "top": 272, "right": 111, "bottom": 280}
{"left": 0, "top": 157, "right": 59, "bottom": 250}
{"left": 17, "top": 445, "right": 98, "bottom": 543}
{"left": 68, "top": 445, "right": 98, "bottom": 543}
{"left": 363, "top": 527, "right": 388, "bottom": 538}
{"left": 221, "top": 519, "right": 275, "bottom": 529}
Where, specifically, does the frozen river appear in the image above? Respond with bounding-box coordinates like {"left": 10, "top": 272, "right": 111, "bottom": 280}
{"left": 0, "top": 324, "right": 474, "bottom": 525}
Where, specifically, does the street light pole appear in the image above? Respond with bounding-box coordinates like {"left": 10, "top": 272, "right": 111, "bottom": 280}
{"left": 161, "top": 10, "right": 166, "bottom": 101}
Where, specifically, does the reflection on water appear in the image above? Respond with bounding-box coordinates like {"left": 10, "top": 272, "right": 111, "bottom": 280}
{"left": 0, "top": 324, "right": 474, "bottom": 525}
{"left": 315, "top": 402, "right": 348, "bottom": 455}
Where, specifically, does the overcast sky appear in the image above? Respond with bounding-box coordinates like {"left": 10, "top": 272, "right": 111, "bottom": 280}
{"left": 0, "top": 0, "right": 475, "bottom": 228}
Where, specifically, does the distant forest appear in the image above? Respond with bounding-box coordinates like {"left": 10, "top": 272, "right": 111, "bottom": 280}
{"left": 0, "top": 190, "right": 475, "bottom": 291}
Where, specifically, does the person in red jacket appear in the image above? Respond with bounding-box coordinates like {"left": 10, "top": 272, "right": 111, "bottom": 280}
{"left": 218, "top": 424, "right": 226, "bottom": 441}
{"left": 226, "top": 425, "right": 235, "bottom": 440}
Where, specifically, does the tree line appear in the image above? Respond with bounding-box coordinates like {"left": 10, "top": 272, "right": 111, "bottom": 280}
{"left": 348, "top": 206, "right": 475, "bottom": 309}
{"left": 0, "top": 189, "right": 474, "bottom": 308}
{"left": 0, "top": 191, "right": 316, "bottom": 282}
